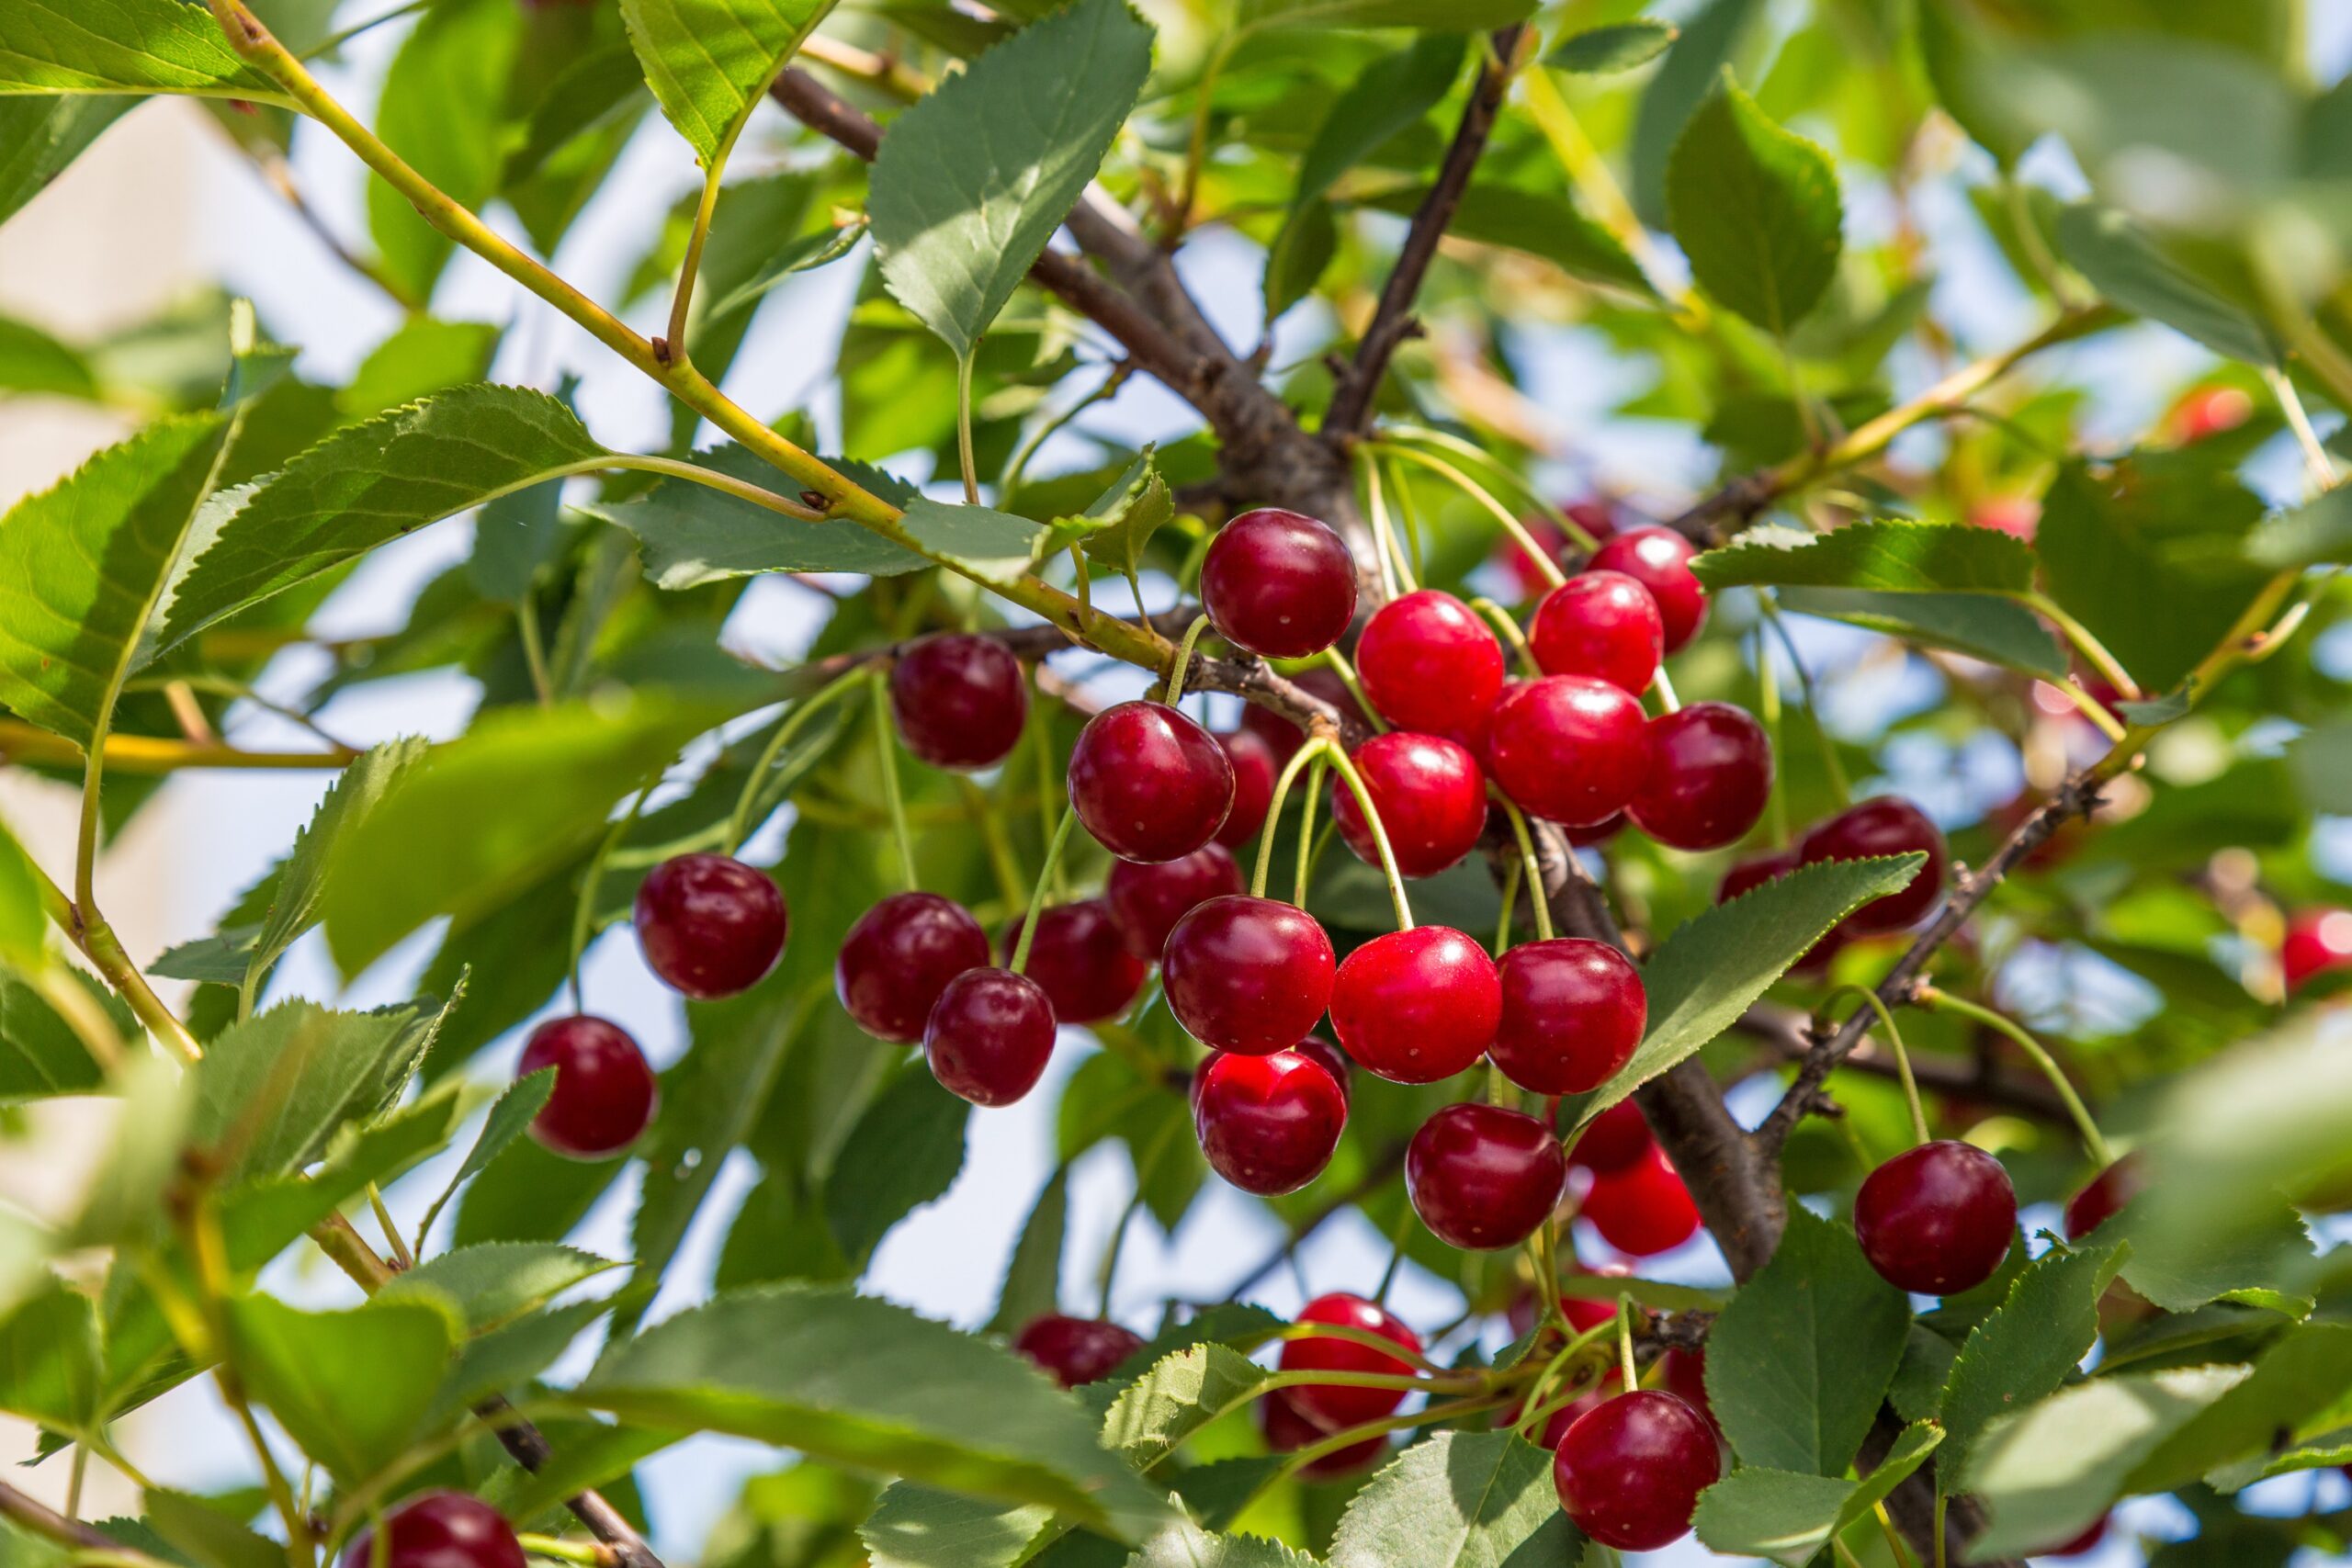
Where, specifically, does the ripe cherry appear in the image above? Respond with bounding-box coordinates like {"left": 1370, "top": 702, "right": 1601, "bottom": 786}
{"left": 1259, "top": 1390, "right": 1388, "bottom": 1477}
{"left": 1628, "top": 702, "right": 1772, "bottom": 852}
{"left": 1573, "top": 1099, "right": 1653, "bottom": 1174}
{"left": 2165, "top": 384, "right": 2253, "bottom": 444}
{"left": 2064, "top": 1156, "right": 2142, "bottom": 1241}
{"left": 1551, "top": 1391, "right": 1720, "bottom": 1551}
{"left": 1800, "top": 797, "right": 1947, "bottom": 933}
{"left": 2283, "top": 907, "right": 2352, "bottom": 993}
{"left": 1199, "top": 507, "right": 1358, "bottom": 659}
{"left": 1354, "top": 589, "right": 1507, "bottom": 736}
{"left": 2042, "top": 1514, "right": 2110, "bottom": 1557}
{"left": 1215, "top": 728, "right": 1278, "bottom": 848}
{"left": 1068, "top": 701, "right": 1233, "bottom": 863}
{"left": 1240, "top": 668, "right": 1364, "bottom": 766}
{"left": 1587, "top": 527, "right": 1706, "bottom": 653}
{"left": 1658, "top": 1348, "right": 1720, "bottom": 1441}
{"left": 1329, "top": 733, "right": 1487, "bottom": 878}
{"left": 634, "top": 853, "right": 787, "bottom": 999}
{"left": 1103, "top": 844, "right": 1241, "bottom": 962}
{"left": 925, "top": 968, "right": 1056, "bottom": 1107}
{"left": 1582, "top": 1145, "right": 1700, "bottom": 1257}
{"left": 1013, "top": 1314, "right": 1143, "bottom": 1388}
{"left": 1193, "top": 1047, "right": 1347, "bottom": 1195}
{"left": 1162, "top": 895, "right": 1336, "bottom": 1054}
{"left": 1529, "top": 571, "right": 1663, "bottom": 694}
{"left": 888, "top": 633, "right": 1028, "bottom": 771}
{"left": 835, "top": 891, "right": 990, "bottom": 1043}
{"left": 1292, "top": 1034, "right": 1353, "bottom": 1105}
{"left": 1277, "top": 1292, "right": 1423, "bottom": 1430}
{"left": 1491, "top": 938, "right": 1645, "bottom": 1095}
{"left": 1717, "top": 848, "right": 1796, "bottom": 903}
{"left": 1487, "top": 676, "right": 1649, "bottom": 827}
{"left": 1407, "top": 1102, "right": 1567, "bottom": 1250}
{"left": 1968, "top": 495, "right": 2040, "bottom": 539}
{"left": 516, "top": 1016, "right": 658, "bottom": 1159}
{"left": 1854, "top": 1140, "right": 2018, "bottom": 1294}
{"left": 1001, "top": 900, "right": 1146, "bottom": 1024}
{"left": 1329, "top": 927, "right": 1502, "bottom": 1084}
{"left": 341, "top": 1493, "right": 526, "bottom": 1568}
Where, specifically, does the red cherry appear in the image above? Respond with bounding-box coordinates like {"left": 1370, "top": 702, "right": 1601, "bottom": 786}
{"left": 1329, "top": 733, "right": 1487, "bottom": 878}
{"left": 1277, "top": 1292, "right": 1423, "bottom": 1430}
{"left": 2165, "top": 384, "right": 2253, "bottom": 444}
{"left": 1968, "top": 496, "right": 2040, "bottom": 539}
{"left": 924, "top": 968, "right": 1056, "bottom": 1107}
{"left": 1329, "top": 927, "right": 1502, "bottom": 1085}
{"left": 1162, "top": 895, "right": 1336, "bottom": 1054}
{"left": 1628, "top": 702, "right": 1772, "bottom": 852}
{"left": 1193, "top": 1047, "right": 1347, "bottom": 1195}
{"left": 1013, "top": 1314, "right": 1143, "bottom": 1387}
{"left": 1583, "top": 1145, "right": 1700, "bottom": 1257}
{"left": 1241, "top": 668, "right": 1365, "bottom": 767}
{"left": 1068, "top": 701, "right": 1234, "bottom": 863}
{"left": 2284, "top": 908, "right": 2352, "bottom": 993}
{"left": 1200, "top": 507, "right": 1359, "bottom": 659}
{"left": 1000, "top": 900, "right": 1146, "bottom": 1025}
{"left": 1717, "top": 849, "right": 1797, "bottom": 903}
{"left": 2043, "top": 1513, "right": 2110, "bottom": 1557}
{"left": 1658, "top": 1348, "right": 1720, "bottom": 1440}
{"left": 1103, "top": 845, "right": 1242, "bottom": 961}
{"left": 1566, "top": 812, "right": 1624, "bottom": 848}
{"left": 1530, "top": 571, "right": 1663, "bottom": 694}
{"left": 1551, "top": 1391, "right": 1720, "bottom": 1551}
{"left": 1800, "top": 797, "right": 1948, "bottom": 933}
{"left": 1491, "top": 938, "right": 1645, "bottom": 1095}
{"left": 888, "top": 633, "right": 1029, "bottom": 771}
{"left": 1504, "top": 1273, "right": 1621, "bottom": 1339}
{"left": 1573, "top": 1100, "right": 1653, "bottom": 1174}
{"left": 2064, "top": 1156, "right": 2142, "bottom": 1241}
{"left": 1587, "top": 527, "right": 1706, "bottom": 653}
{"left": 1258, "top": 1389, "right": 1389, "bottom": 1476}
{"left": 1291, "top": 1034, "right": 1353, "bottom": 1105}
{"left": 1487, "top": 676, "right": 1648, "bottom": 827}
{"left": 1214, "top": 728, "right": 1278, "bottom": 848}
{"left": 1502, "top": 1366, "right": 1624, "bottom": 1450}
{"left": 1354, "top": 590, "right": 1506, "bottom": 736}
{"left": 634, "top": 853, "right": 787, "bottom": 999}
{"left": 341, "top": 1494, "right": 526, "bottom": 1568}
{"left": 516, "top": 1016, "right": 658, "bottom": 1159}
{"left": 1854, "top": 1140, "right": 2017, "bottom": 1294}
{"left": 1498, "top": 516, "right": 1570, "bottom": 598}
{"left": 835, "top": 892, "right": 990, "bottom": 1043}
{"left": 1407, "top": 1102, "right": 1566, "bottom": 1250}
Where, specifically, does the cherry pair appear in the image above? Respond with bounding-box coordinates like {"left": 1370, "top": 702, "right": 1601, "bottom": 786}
{"left": 1260, "top": 1292, "right": 1419, "bottom": 1476}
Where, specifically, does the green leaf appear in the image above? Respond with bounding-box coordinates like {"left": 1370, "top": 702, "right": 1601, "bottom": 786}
{"left": 485, "top": 1419, "right": 681, "bottom": 1528}
{"left": 1772, "top": 587, "right": 2069, "bottom": 681}
{"left": 863, "top": 1486, "right": 1047, "bottom": 1568}
{"left": 380, "top": 1242, "right": 616, "bottom": 1334}
{"left": 142, "top": 1489, "right": 282, "bottom": 1568}
{"left": 0, "top": 823, "right": 41, "bottom": 975}
{"left": 2246, "top": 485, "right": 2352, "bottom": 569}
{"left": 367, "top": 0, "right": 523, "bottom": 303}
{"left": 338, "top": 319, "right": 503, "bottom": 420}
{"left": 1548, "top": 20, "right": 1676, "bottom": 73}
{"left": 989, "top": 1166, "right": 1069, "bottom": 1337}
{"left": 1327, "top": 1430, "right": 1579, "bottom": 1567}
{"left": 67, "top": 1052, "right": 189, "bottom": 1249}
{"left": 1101, "top": 1342, "right": 1267, "bottom": 1468}
{"left": 0, "top": 972, "right": 115, "bottom": 1102}
{"left": 0, "top": 314, "right": 98, "bottom": 400}
{"left": 1124, "top": 1520, "right": 1317, "bottom": 1566}
{"left": 707, "top": 221, "right": 868, "bottom": 322}
{"left": 436, "top": 1296, "right": 614, "bottom": 1417}
{"left": 2127, "top": 1323, "right": 2352, "bottom": 1494}
{"left": 870, "top": 0, "right": 1154, "bottom": 360}
{"left": 620, "top": 0, "right": 839, "bottom": 166}
{"left": 0, "top": 0, "right": 281, "bottom": 100}
{"left": 1938, "top": 1242, "right": 2121, "bottom": 1495}
{"left": 1691, "top": 1421, "right": 1940, "bottom": 1567}
{"left": 1235, "top": 0, "right": 1532, "bottom": 30}
{"left": 2109, "top": 1186, "right": 2313, "bottom": 1314}
{"left": 1693, "top": 520, "right": 2036, "bottom": 595}
{"left": 823, "top": 1064, "right": 972, "bottom": 1268}
{"left": 245, "top": 737, "right": 427, "bottom": 999}
{"left": 416, "top": 1070, "right": 553, "bottom": 1248}
{"left": 2290, "top": 717, "right": 2352, "bottom": 814}
{"left": 1627, "top": 0, "right": 1764, "bottom": 226}
{"left": 898, "top": 496, "right": 1050, "bottom": 584}
{"left": 1665, "top": 72, "right": 1842, "bottom": 334}
{"left": 225, "top": 1293, "right": 460, "bottom": 1485}
{"left": 585, "top": 444, "right": 925, "bottom": 589}
{"left": 191, "top": 996, "right": 453, "bottom": 1181}
{"left": 0, "top": 1275, "right": 102, "bottom": 1435}
{"left": 2053, "top": 203, "right": 2276, "bottom": 367}
{"left": 1070, "top": 450, "right": 1175, "bottom": 593}
{"left": 0, "top": 97, "right": 130, "bottom": 228}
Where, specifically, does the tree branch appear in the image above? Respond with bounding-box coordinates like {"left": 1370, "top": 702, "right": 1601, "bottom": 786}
{"left": 1732, "top": 1003, "right": 2073, "bottom": 1122}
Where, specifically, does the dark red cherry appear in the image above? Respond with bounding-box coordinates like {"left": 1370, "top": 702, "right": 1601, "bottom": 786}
{"left": 1162, "top": 895, "right": 1335, "bottom": 1054}
{"left": 1329, "top": 927, "right": 1501, "bottom": 1084}
{"left": 1716, "top": 849, "right": 1797, "bottom": 903}
{"left": 1587, "top": 527, "right": 1706, "bottom": 653}
{"left": 1854, "top": 1140, "right": 2018, "bottom": 1294}
{"left": 1627, "top": 702, "right": 1772, "bottom": 852}
{"left": 1566, "top": 812, "right": 1625, "bottom": 847}
{"left": 1407, "top": 1102, "right": 1566, "bottom": 1250}
{"left": 1486, "top": 676, "right": 1648, "bottom": 828}
{"left": 341, "top": 1493, "right": 526, "bottom": 1568}
{"left": 516, "top": 1016, "right": 658, "bottom": 1159}
{"left": 1215, "top": 728, "right": 1278, "bottom": 848}
{"left": 1329, "top": 732, "right": 1487, "bottom": 878}
{"left": 924, "top": 968, "right": 1056, "bottom": 1107}
{"left": 1354, "top": 590, "right": 1506, "bottom": 736}
{"left": 1001, "top": 900, "right": 1147, "bottom": 1025}
{"left": 1277, "top": 1292, "right": 1423, "bottom": 1430}
{"left": 1292, "top": 1033, "right": 1353, "bottom": 1105}
{"left": 1259, "top": 1389, "right": 1389, "bottom": 1476}
{"left": 1013, "top": 1314, "right": 1144, "bottom": 1388}
{"left": 1799, "top": 797, "right": 1947, "bottom": 933}
{"left": 888, "top": 633, "right": 1029, "bottom": 771}
{"left": 1551, "top": 1391, "right": 1720, "bottom": 1551}
{"left": 1491, "top": 938, "right": 1645, "bottom": 1095}
{"left": 1530, "top": 571, "right": 1663, "bottom": 694}
{"left": 1193, "top": 1046, "right": 1347, "bottom": 1195}
{"left": 1200, "top": 507, "right": 1359, "bottom": 659}
{"left": 2063, "top": 1155, "right": 2142, "bottom": 1241}
{"left": 1068, "top": 701, "right": 1234, "bottom": 863}
{"left": 634, "top": 853, "right": 787, "bottom": 999}
{"left": 1507, "top": 1271, "right": 1623, "bottom": 1339}
{"left": 1583, "top": 1145, "right": 1700, "bottom": 1257}
{"left": 1658, "top": 1348, "right": 1720, "bottom": 1440}
{"left": 1573, "top": 1099, "right": 1653, "bottom": 1174}
{"left": 1103, "top": 844, "right": 1242, "bottom": 961}
{"left": 2042, "top": 1514, "right": 2109, "bottom": 1557}
{"left": 2284, "top": 907, "right": 2352, "bottom": 992}
{"left": 1241, "top": 668, "right": 1364, "bottom": 767}
{"left": 835, "top": 892, "right": 990, "bottom": 1043}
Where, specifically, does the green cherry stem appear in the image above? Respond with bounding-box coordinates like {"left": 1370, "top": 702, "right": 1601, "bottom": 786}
{"left": 724, "top": 665, "right": 871, "bottom": 853}
{"left": 1495, "top": 796, "right": 1555, "bottom": 942}
{"left": 1373, "top": 1201, "right": 1415, "bottom": 1305}
{"left": 1494, "top": 860, "right": 1521, "bottom": 956}
{"left": 1010, "top": 807, "right": 1080, "bottom": 976}
{"left": 1916, "top": 986, "right": 2113, "bottom": 1167}
{"left": 868, "top": 671, "right": 920, "bottom": 891}
{"left": 1650, "top": 662, "right": 1682, "bottom": 714}
{"left": 1615, "top": 1293, "right": 1638, "bottom": 1391}
{"left": 569, "top": 773, "right": 661, "bottom": 1013}
{"left": 1162, "top": 614, "right": 1213, "bottom": 705}
{"left": 1252, "top": 737, "right": 1330, "bottom": 899}
{"left": 1319, "top": 739, "right": 1415, "bottom": 931}
{"left": 1367, "top": 442, "right": 1567, "bottom": 590}
{"left": 1470, "top": 595, "right": 1540, "bottom": 676}
{"left": 1358, "top": 451, "right": 1406, "bottom": 601}
{"left": 1294, "top": 754, "right": 1327, "bottom": 907}
{"left": 1317, "top": 648, "right": 1386, "bottom": 733}
{"left": 1823, "top": 983, "right": 1927, "bottom": 1146}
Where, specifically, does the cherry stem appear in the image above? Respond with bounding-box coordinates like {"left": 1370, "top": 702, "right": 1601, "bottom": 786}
{"left": 1494, "top": 860, "right": 1521, "bottom": 956}
{"left": 1367, "top": 441, "right": 1566, "bottom": 590}
{"left": 1010, "top": 808, "right": 1080, "bottom": 976}
{"left": 1161, "top": 614, "right": 1213, "bottom": 706}
{"left": 1753, "top": 627, "right": 1792, "bottom": 848}
{"left": 954, "top": 351, "right": 980, "bottom": 506}
{"left": 1761, "top": 595, "right": 1849, "bottom": 808}
{"left": 1373, "top": 1201, "right": 1414, "bottom": 1305}
{"left": 1272, "top": 1320, "right": 1449, "bottom": 1376}
{"left": 571, "top": 773, "right": 661, "bottom": 1013}
{"left": 1024, "top": 675, "right": 1063, "bottom": 897}
{"left": 1358, "top": 453, "right": 1406, "bottom": 600}
{"left": 1495, "top": 796, "right": 1555, "bottom": 942}
{"left": 1470, "top": 595, "right": 1540, "bottom": 676}
{"left": 867, "top": 671, "right": 920, "bottom": 891}
{"left": 1317, "top": 739, "right": 1415, "bottom": 931}
{"left": 1532, "top": 1210, "right": 1566, "bottom": 1331}
{"left": 725, "top": 664, "right": 871, "bottom": 853}
{"left": 1317, "top": 649, "right": 1386, "bottom": 733}
{"left": 1916, "top": 986, "right": 2113, "bottom": 1167}
{"left": 516, "top": 1536, "right": 611, "bottom": 1568}
{"left": 1615, "top": 1293, "right": 1638, "bottom": 1390}
{"left": 1252, "top": 738, "right": 1331, "bottom": 900}
{"left": 1295, "top": 755, "right": 1327, "bottom": 907}
{"left": 1823, "top": 983, "right": 1928, "bottom": 1146}
{"left": 1381, "top": 423, "right": 1600, "bottom": 552}
{"left": 1650, "top": 662, "right": 1682, "bottom": 714}
{"left": 1383, "top": 452, "right": 1429, "bottom": 588}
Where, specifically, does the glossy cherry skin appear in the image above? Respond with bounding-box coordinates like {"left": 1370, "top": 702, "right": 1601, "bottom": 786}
{"left": 1241, "top": 668, "right": 1364, "bottom": 766}
{"left": 835, "top": 892, "right": 991, "bottom": 1043}
{"left": 1277, "top": 1292, "right": 1423, "bottom": 1431}
{"left": 1193, "top": 1047, "right": 1347, "bottom": 1196}
{"left": 341, "top": 1493, "right": 526, "bottom": 1568}
{"left": 1259, "top": 1390, "right": 1389, "bottom": 1477}
{"left": 1068, "top": 701, "right": 1234, "bottom": 864}
{"left": 1552, "top": 1391, "right": 1720, "bottom": 1551}
{"left": 2043, "top": 1514, "right": 2110, "bottom": 1557}
{"left": 1001, "top": 900, "right": 1147, "bottom": 1025}
{"left": 924, "top": 968, "right": 1056, "bottom": 1107}
{"left": 1103, "top": 844, "right": 1242, "bottom": 962}
{"left": 1854, "top": 1140, "right": 2018, "bottom": 1295}
{"left": 516, "top": 1016, "right": 658, "bottom": 1159}
{"left": 634, "top": 853, "right": 787, "bottom": 999}
{"left": 1162, "top": 896, "right": 1336, "bottom": 1054}
{"left": 1717, "top": 848, "right": 1797, "bottom": 904}
{"left": 1292, "top": 1033, "right": 1353, "bottom": 1105}
{"left": 2283, "top": 907, "right": 2352, "bottom": 993}
{"left": 1407, "top": 1102, "right": 1567, "bottom": 1250}
{"left": 1573, "top": 1099, "right": 1653, "bottom": 1174}
{"left": 1800, "top": 797, "right": 1947, "bottom": 934}
{"left": 1628, "top": 702, "right": 1773, "bottom": 852}
{"left": 1354, "top": 590, "right": 1507, "bottom": 736}
{"left": 1329, "top": 927, "right": 1502, "bottom": 1085}
{"left": 2064, "top": 1155, "right": 2143, "bottom": 1241}
{"left": 1329, "top": 733, "right": 1487, "bottom": 879}
{"left": 1582, "top": 1145, "right": 1700, "bottom": 1257}
{"left": 1215, "top": 728, "right": 1278, "bottom": 849}
{"left": 888, "top": 633, "right": 1028, "bottom": 771}
{"left": 1530, "top": 571, "right": 1663, "bottom": 694}
{"left": 1200, "top": 507, "right": 1359, "bottom": 659}
{"left": 1658, "top": 1348, "right": 1720, "bottom": 1441}
{"left": 1587, "top": 527, "right": 1706, "bottom": 653}
{"left": 1486, "top": 676, "right": 1649, "bottom": 828}
{"left": 1013, "top": 1314, "right": 1144, "bottom": 1388}
{"left": 1491, "top": 938, "right": 1646, "bottom": 1095}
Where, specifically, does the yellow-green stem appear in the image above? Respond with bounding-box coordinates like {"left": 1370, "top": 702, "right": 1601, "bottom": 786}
{"left": 1367, "top": 443, "right": 1566, "bottom": 589}
{"left": 1011, "top": 809, "right": 1080, "bottom": 976}
{"left": 1916, "top": 987, "right": 2111, "bottom": 1166}
{"left": 867, "top": 672, "right": 919, "bottom": 890}
{"left": 1825, "top": 983, "right": 1926, "bottom": 1145}
{"left": 1318, "top": 739, "right": 1415, "bottom": 931}
{"left": 1495, "top": 797, "right": 1555, "bottom": 942}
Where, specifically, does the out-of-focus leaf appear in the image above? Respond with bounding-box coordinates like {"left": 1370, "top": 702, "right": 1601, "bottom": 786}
{"left": 1548, "top": 19, "right": 1676, "bottom": 73}
{"left": 1691, "top": 1422, "right": 1939, "bottom": 1567}
{"left": 367, "top": 0, "right": 524, "bottom": 302}
{"left": 1665, "top": 73, "right": 1842, "bottom": 333}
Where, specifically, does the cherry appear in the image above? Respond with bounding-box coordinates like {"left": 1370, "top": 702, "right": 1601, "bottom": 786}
{"left": 2064, "top": 1156, "right": 2142, "bottom": 1241}
{"left": 341, "top": 1493, "right": 525, "bottom": 1568}
{"left": 1854, "top": 1140, "right": 2017, "bottom": 1294}
{"left": 1566, "top": 812, "right": 1624, "bottom": 848}
{"left": 1013, "top": 1314, "right": 1143, "bottom": 1388}
{"left": 887, "top": 633, "right": 1029, "bottom": 771}
{"left": 1491, "top": 938, "right": 1645, "bottom": 1095}
{"left": 924, "top": 968, "right": 1056, "bottom": 1107}
{"left": 1215, "top": 728, "right": 1278, "bottom": 848}
{"left": 1407, "top": 1101, "right": 1567, "bottom": 1250}
{"left": 634, "top": 853, "right": 787, "bottom": 999}
{"left": 1277, "top": 1292, "right": 1423, "bottom": 1431}
{"left": 1292, "top": 1034, "right": 1353, "bottom": 1105}
{"left": 1503, "top": 1367, "right": 1623, "bottom": 1450}
{"left": 1000, "top": 900, "right": 1146, "bottom": 1025}
{"left": 2042, "top": 1514, "right": 2109, "bottom": 1557}
{"left": 1658, "top": 1348, "right": 1720, "bottom": 1441}
{"left": 1259, "top": 1390, "right": 1388, "bottom": 1476}
{"left": 1240, "top": 668, "right": 1364, "bottom": 766}
{"left": 1199, "top": 507, "right": 1358, "bottom": 659}
{"left": 1716, "top": 848, "right": 1796, "bottom": 903}
{"left": 1498, "top": 516, "right": 1571, "bottom": 599}
{"left": 1627, "top": 702, "right": 1772, "bottom": 852}
{"left": 1354, "top": 590, "right": 1507, "bottom": 736}
{"left": 2283, "top": 907, "right": 2352, "bottom": 993}
{"left": 515, "top": 1016, "right": 658, "bottom": 1159}
{"left": 1551, "top": 1391, "right": 1719, "bottom": 1551}
{"left": 1529, "top": 571, "right": 1662, "bottom": 694}
{"left": 1582, "top": 1145, "right": 1700, "bottom": 1257}
{"left": 1573, "top": 1100, "right": 1653, "bottom": 1174}
{"left": 835, "top": 892, "right": 990, "bottom": 1043}
{"left": 1193, "top": 1046, "right": 1347, "bottom": 1195}
{"left": 1587, "top": 527, "right": 1706, "bottom": 653}
{"left": 1507, "top": 1272, "right": 1622, "bottom": 1339}
{"left": 1329, "top": 733, "right": 1487, "bottom": 878}
{"left": 1487, "top": 676, "right": 1649, "bottom": 828}
{"left": 1068, "top": 700, "right": 1234, "bottom": 863}
{"left": 1800, "top": 797, "right": 1947, "bottom": 933}
{"left": 1329, "top": 927, "right": 1502, "bottom": 1084}
{"left": 1968, "top": 495, "right": 2040, "bottom": 539}
{"left": 1162, "top": 895, "right": 1335, "bottom": 1054}
{"left": 2165, "top": 383, "right": 2253, "bottom": 444}
{"left": 1103, "top": 844, "right": 1241, "bottom": 962}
